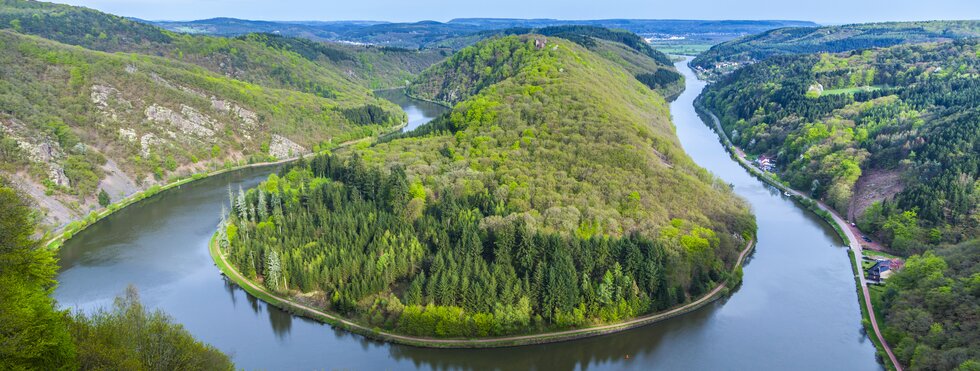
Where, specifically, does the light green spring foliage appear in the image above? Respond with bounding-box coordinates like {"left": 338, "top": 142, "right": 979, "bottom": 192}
{"left": 0, "top": 182, "right": 234, "bottom": 370}
{"left": 703, "top": 40, "right": 980, "bottom": 252}
{"left": 371, "top": 35, "right": 753, "bottom": 243}
{"left": 0, "top": 185, "right": 76, "bottom": 369}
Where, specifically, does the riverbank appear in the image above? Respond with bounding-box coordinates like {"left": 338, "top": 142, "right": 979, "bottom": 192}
{"left": 209, "top": 228, "right": 756, "bottom": 348}
{"left": 43, "top": 133, "right": 385, "bottom": 251}
{"left": 693, "top": 99, "right": 902, "bottom": 371}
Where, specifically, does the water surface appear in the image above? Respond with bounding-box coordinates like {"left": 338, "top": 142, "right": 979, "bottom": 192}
{"left": 56, "top": 75, "right": 881, "bottom": 370}
{"left": 377, "top": 89, "right": 448, "bottom": 132}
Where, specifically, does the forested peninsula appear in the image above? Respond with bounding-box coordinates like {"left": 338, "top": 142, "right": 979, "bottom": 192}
{"left": 216, "top": 35, "right": 755, "bottom": 340}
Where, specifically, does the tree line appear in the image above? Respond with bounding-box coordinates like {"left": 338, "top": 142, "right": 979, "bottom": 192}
{"left": 220, "top": 153, "right": 743, "bottom": 337}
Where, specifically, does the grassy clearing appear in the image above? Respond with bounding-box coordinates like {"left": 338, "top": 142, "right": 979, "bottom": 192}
{"left": 820, "top": 86, "right": 882, "bottom": 96}
{"left": 865, "top": 250, "right": 903, "bottom": 260}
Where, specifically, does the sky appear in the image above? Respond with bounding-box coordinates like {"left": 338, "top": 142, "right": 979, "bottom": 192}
{"left": 56, "top": 0, "right": 980, "bottom": 24}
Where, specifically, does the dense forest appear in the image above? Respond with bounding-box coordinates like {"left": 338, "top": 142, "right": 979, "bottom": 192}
{"left": 0, "top": 181, "right": 233, "bottom": 370}
{"left": 701, "top": 40, "right": 979, "bottom": 253}
{"left": 692, "top": 21, "right": 980, "bottom": 79}
{"left": 220, "top": 35, "right": 754, "bottom": 338}
{"left": 413, "top": 26, "right": 685, "bottom": 101}
{"left": 876, "top": 240, "right": 979, "bottom": 369}
{"left": 701, "top": 40, "right": 979, "bottom": 369}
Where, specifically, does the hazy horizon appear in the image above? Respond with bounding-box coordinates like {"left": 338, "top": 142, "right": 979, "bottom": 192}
{"left": 54, "top": 0, "right": 980, "bottom": 25}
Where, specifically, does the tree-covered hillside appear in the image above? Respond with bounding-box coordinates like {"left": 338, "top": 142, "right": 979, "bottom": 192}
{"left": 409, "top": 27, "right": 684, "bottom": 104}
{"left": 0, "top": 0, "right": 444, "bottom": 91}
{"left": 700, "top": 40, "right": 979, "bottom": 253}
{"left": 0, "top": 181, "right": 234, "bottom": 370}
{"left": 0, "top": 0, "right": 451, "bottom": 228}
{"left": 220, "top": 35, "right": 754, "bottom": 338}
{"left": 875, "top": 239, "right": 979, "bottom": 370}
{"left": 0, "top": 30, "right": 403, "bottom": 228}
{"left": 692, "top": 21, "right": 980, "bottom": 79}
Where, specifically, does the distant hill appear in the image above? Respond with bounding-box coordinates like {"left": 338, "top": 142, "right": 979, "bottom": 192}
{"left": 0, "top": 0, "right": 445, "bottom": 91}
{"left": 413, "top": 26, "right": 686, "bottom": 101}
{"left": 692, "top": 20, "right": 980, "bottom": 78}
{"left": 147, "top": 17, "right": 818, "bottom": 50}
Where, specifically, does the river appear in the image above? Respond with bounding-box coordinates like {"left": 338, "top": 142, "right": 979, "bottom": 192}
{"left": 55, "top": 71, "right": 882, "bottom": 370}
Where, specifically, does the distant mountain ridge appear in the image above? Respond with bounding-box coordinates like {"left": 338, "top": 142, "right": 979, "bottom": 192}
{"left": 692, "top": 20, "right": 980, "bottom": 78}
{"left": 146, "top": 17, "right": 819, "bottom": 49}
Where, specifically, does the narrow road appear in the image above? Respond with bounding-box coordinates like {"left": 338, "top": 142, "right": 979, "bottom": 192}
{"left": 210, "top": 235, "right": 754, "bottom": 347}
{"left": 701, "top": 107, "right": 903, "bottom": 371}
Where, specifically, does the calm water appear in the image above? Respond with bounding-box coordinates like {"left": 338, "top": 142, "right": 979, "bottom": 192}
{"left": 55, "top": 76, "right": 881, "bottom": 370}
{"left": 376, "top": 89, "right": 449, "bottom": 132}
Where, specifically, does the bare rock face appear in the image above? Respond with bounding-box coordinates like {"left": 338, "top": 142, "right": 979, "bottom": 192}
{"left": 3, "top": 119, "right": 70, "bottom": 188}
{"left": 268, "top": 134, "right": 308, "bottom": 160}
{"left": 144, "top": 104, "right": 217, "bottom": 140}
{"left": 90, "top": 84, "right": 133, "bottom": 121}
{"left": 118, "top": 128, "right": 137, "bottom": 143}
{"left": 48, "top": 163, "right": 70, "bottom": 187}
{"left": 2, "top": 120, "right": 64, "bottom": 163}
{"left": 139, "top": 133, "right": 160, "bottom": 157}
{"left": 211, "top": 97, "right": 258, "bottom": 128}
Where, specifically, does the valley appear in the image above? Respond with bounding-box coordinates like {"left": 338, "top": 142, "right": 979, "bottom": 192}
{"left": 2, "top": 1, "right": 977, "bottom": 370}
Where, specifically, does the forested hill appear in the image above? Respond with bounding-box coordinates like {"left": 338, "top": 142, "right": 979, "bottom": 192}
{"left": 410, "top": 26, "right": 685, "bottom": 103}
{"left": 0, "top": 0, "right": 445, "bottom": 91}
{"left": 0, "top": 30, "right": 402, "bottom": 228}
{"left": 0, "top": 0, "right": 452, "bottom": 229}
{"left": 221, "top": 35, "right": 754, "bottom": 339}
{"left": 692, "top": 21, "right": 980, "bottom": 79}
{"left": 700, "top": 39, "right": 980, "bottom": 370}
{"left": 149, "top": 17, "right": 816, "bottom": 50}
{"left": 700, "top": 40, "right": 978, "bottom": 252}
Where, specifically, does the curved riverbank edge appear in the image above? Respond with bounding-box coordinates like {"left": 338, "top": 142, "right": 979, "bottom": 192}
{"left": 693, "top": 98, "right": 902, "bottom": 371}
{"left": 209, "top": 230, "right": 755, "bottom": 348}
{"left": 42, "top": 134, "right": 385, "bottom": 251}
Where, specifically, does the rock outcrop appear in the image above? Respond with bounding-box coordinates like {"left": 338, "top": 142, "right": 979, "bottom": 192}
{"left": 144, "top": 104, "right": 218, "bottom": 140}
{"left": 268, "top": 134, "right": 307, "bottom": 160}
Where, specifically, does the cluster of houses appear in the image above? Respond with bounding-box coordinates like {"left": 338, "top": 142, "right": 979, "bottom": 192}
{"left": 865, "top": 257, "right": 904, "bottom": 283}
{"left": 754, "top": 155, "right": 775, "bottom": 172}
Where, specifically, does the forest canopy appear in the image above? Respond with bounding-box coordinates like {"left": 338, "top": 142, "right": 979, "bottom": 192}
{"left": 220, "top": 35, "right": 754, "bottom": 338}
{"left": 701, "top": 40, "right": 980, "bottom": 253}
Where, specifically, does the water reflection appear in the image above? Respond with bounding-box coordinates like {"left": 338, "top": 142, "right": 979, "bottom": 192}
{"left": 376, "top": 89, "right": 449, "bottom": 132}
{"left": 54, "top": 80, "right": 880, "bottom": 370}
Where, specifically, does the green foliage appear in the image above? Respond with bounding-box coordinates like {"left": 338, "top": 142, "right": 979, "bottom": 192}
{"left": 0, "top": 182, "right": 232, "bottom": 369}
{"left": 703, "top": 40, "right": 980, "bottom": 249}
{"left": 97, "top": 188, "right": 110, "bottom": 207}
{"left": 693, "top": 20, "right": 980, "bottom": 75}
{"left": 224, "top": 36, "right": 754, "bottom": 338}
{"left": 68, "top": 286, "right": 234, "bottom": 370}
{"left": 879, "top": 240, "right": 979, "bottom": 370}
{"left": 0, "top": 184, "right": 77, "bottom": 369}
